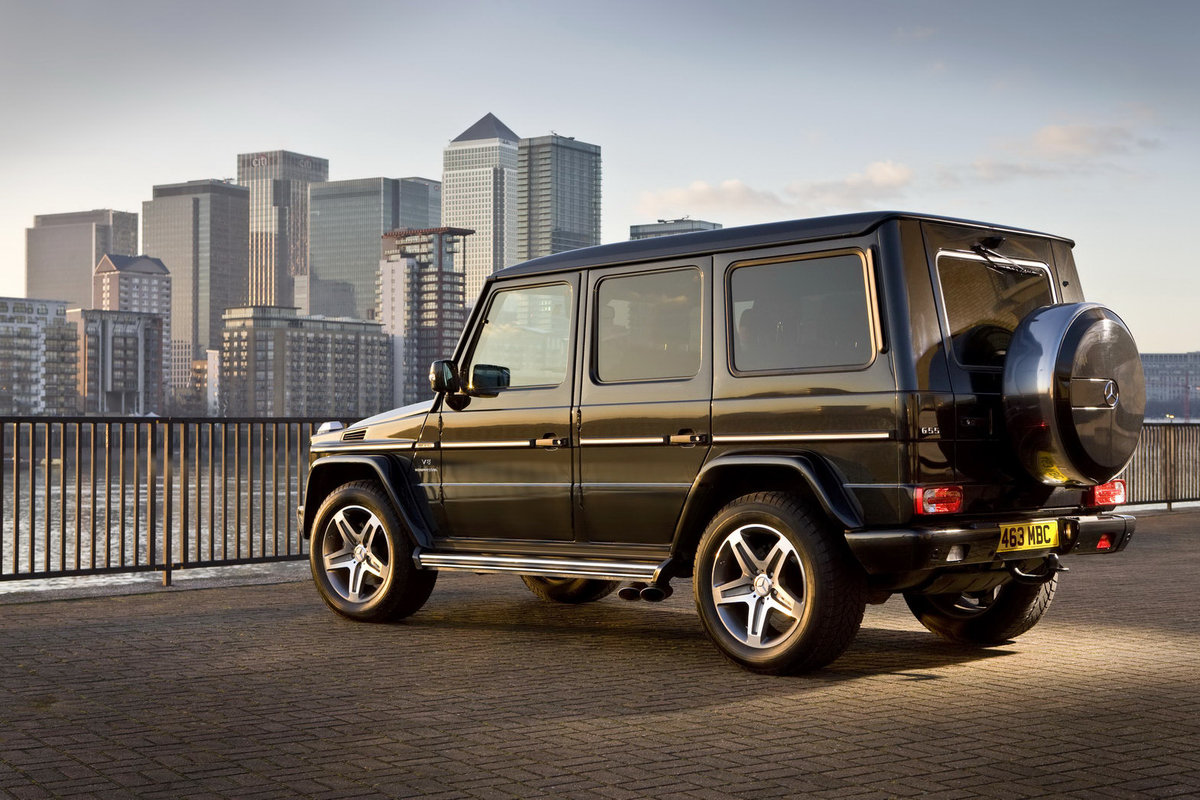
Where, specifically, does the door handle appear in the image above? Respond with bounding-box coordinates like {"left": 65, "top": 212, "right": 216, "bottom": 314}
{"left": 668, "top": 432, "right": 709, "bottom": 446}
{"left": 534, "top": 436, "right": 570, "bottom": 448}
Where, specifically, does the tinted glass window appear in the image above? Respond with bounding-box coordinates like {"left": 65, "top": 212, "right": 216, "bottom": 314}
{"left": 936, "top": 253, "right": 1053, "bottom": 368}
{"left": 468, "top": 283, "right": 572, "bottom": 389}
{"left": 730, "top": 253, "right": 873, "bottom": 372}
{"left": 596, "top": 269, "right": 702, "bottom": 382}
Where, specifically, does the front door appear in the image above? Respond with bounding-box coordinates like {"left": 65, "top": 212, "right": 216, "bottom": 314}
{"left": 437, "top": 276, "right": 578, "bottom": 542}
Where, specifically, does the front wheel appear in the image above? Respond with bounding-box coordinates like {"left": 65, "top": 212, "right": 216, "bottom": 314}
{"left": 520, "top": 576, "right": 620, "bottom": 604}
{"left": 309, "top": 480, "right": 436, "bottom": 622}
{"left": 904, "top": 577, "right": 1057, "bottom": 645}
{"left": 693, "top": 492, "right": 866, "bottom": 674}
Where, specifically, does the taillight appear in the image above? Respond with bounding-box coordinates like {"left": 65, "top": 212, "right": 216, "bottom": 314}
{"left": 1086, "top": 479, "right": 1126, "bottom": 507}
{"left": 915, "top": 486, "right": 964, "bottom": 515}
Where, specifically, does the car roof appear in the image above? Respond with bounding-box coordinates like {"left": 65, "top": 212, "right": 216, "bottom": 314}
{"left": 494, "top": 210, "right": 1073, "bottom": 281}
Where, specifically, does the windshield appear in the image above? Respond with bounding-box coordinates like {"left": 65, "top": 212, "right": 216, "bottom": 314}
{"left": 936, "top": 252, "right": 1055, "bottom": 368}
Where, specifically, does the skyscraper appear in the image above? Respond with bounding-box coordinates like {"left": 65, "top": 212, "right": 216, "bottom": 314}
{"left": 142, "top": 180, "right": 249, "bottom": 405}
{"left": 442, "top": 114, "right": 519, "bottom": 306}
{"left": 378, "top": 227, "right": 470, "bottom": 406}
{"left": 517, "top": 134, "right": 602, "bottom": 261}
{"left": 308, "top": 177, "right": 441, "bottom": 320}
{"left": 26, "top": 210, "right": 137, "bottom": 309}
{"left": 236, "top": 150, "right": 329, "bottom": 308}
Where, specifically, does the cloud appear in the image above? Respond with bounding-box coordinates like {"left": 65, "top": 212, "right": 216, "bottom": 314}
{"left": 1029, "top": 123, "right": 1160, "bottom": 160}
{"left": 637, "top": 161, "right": 916, "bottom": 222}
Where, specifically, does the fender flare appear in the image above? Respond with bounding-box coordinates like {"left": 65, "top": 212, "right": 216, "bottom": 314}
{"left": 673, "top": 452, "right": 865, "bottom": 547}
{"left": 302, "top": 453, "right": 434, "bottom": 549}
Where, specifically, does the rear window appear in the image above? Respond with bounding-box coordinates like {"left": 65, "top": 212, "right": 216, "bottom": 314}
{"left": 936, "top": 252, "right": 1055, "bottom": 368}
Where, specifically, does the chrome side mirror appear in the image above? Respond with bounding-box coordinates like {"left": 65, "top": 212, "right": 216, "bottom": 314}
{"left": 428, "top": 360, "right": 460, "bottom": 395}
{"left": 468, "top": 364, "right": 510, "bottom": 398}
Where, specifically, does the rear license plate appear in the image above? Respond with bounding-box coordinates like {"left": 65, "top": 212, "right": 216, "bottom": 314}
{"left": 997, "top": 520, "right": 1059, "bottom": 554}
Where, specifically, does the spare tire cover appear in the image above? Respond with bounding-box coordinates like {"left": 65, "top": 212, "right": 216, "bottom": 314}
{"left": 1003, "top": 303, "right": 1144, "bottom": 486}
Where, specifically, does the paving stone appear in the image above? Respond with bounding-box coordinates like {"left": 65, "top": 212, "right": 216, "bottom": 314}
{"left": 0, "top": 510, "right": 1198, "bottom": 798}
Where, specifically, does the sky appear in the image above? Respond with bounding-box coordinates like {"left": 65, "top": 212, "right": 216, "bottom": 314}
{"left": 0, "top": 0, "right": 1196, "bottom": 352}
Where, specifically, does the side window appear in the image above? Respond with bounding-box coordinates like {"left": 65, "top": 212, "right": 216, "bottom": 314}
{"left": 595, "top": 268, "right": 702, "bottom": 382}
{"left": 730, "top": 252, "right": 874, "bottom": 373}
{"left": 467, "top": 283, "right": 572, "bottom": 389}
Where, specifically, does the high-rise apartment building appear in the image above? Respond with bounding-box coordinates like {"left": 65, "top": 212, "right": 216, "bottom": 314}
{"left": 93, "top": 254, "right": 171, "bottom": 394}
{"left": 142, "top": 180, "right": 249, "bottom": 407}
{"left": 630, "top": 218, "right": 723, "bottom": 239}
{"left": 236, "top": 150, "right": 328, "bottom": 308}
{"left": 308, "top": 177, "right": 441, "bottom": 320}
{"left": 517, "top": 134, "right": 602, "bottom": 261}
{"left": 66, "top": 309, "right": 164, "bottom": 415}
{"left": 220, "top": 306, "right": 390, "bottom": 418}
{"left": 26, "top": 210, "right": 137, "bottom": 309}
{"left": 0, "top": 298, "right": 77, "bottom": 415}
{"left": 442, "top": 114, "right": 519, "bottom": 306}
{"left": 378, "top": 227, "right": 470, "bottom": 406}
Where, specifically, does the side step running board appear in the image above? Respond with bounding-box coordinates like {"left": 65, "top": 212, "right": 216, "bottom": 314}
{"left": 413, "top": 550, "right": 670, "bottom": 583}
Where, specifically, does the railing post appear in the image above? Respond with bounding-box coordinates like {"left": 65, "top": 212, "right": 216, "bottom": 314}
{"left": 161, "top": 420, "right": 173, "bottom": 587}
{"left": 1166, "top": 425, "right": 1175, "bottom": 512}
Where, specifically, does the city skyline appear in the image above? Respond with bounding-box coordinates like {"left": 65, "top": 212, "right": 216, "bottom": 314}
{"left": 1, "top": 1, "right": 1198, "bottom": 352}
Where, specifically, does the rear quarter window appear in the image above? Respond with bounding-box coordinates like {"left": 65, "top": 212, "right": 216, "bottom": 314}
{"left": 728, "top": 251, "right": 877, "bottom": 373}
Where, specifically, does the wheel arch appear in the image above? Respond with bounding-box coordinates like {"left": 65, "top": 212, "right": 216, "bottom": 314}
{"left": 670, "top": 453, "right": 864, "bottom": 574}
{"left": 302, "top": 454, "right": 433, "bottom": 548}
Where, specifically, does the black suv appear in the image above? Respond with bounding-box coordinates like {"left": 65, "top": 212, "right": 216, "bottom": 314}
{"left": 301, "top": 211, "right": 1144, "bottom": 674}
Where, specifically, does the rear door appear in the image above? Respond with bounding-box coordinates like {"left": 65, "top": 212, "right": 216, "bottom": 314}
{"left": 576, "top": 259, "right": 712, "bottom": 544}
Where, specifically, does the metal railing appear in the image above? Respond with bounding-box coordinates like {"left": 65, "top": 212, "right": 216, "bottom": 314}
{"left": 0, "top": 418, "right": 1194, "bottom": 585}
{"left": 1123, "top": 422, "right": 1200, "bottom": 507}
{"left": 0, "top": 417, "right": 335, "bottom": 585}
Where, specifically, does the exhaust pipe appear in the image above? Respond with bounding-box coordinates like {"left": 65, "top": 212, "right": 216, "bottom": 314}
{"left": 640, "top": 584, "right": 673, "bottom": 602}
{"left": 618, "top": 582, "right": 645, "bottom": 601}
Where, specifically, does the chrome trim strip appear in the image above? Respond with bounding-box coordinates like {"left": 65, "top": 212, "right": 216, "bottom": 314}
{"left": 413, "top": 551, "right": 662, "bottom": 581}
{"left": 311, "top": 441, "right": 416, "bottom": 452}
{"left": 579, "top": 436, "right": 666, "bottom": 446}
{"left": 440, "top": 440, "right": 537, "bottom": 450}
{"left": 712, "top": 432, "right": 892, "bottom": 443}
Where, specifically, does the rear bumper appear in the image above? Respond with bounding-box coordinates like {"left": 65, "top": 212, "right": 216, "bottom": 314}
{"left": 845, "top": 513, "right": 1135, "bottom": 575}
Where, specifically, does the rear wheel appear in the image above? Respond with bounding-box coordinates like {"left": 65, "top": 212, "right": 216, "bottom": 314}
{"left": 904, "top": 576, "right": 1057, "bottom": 645}
{"left": 309, "top": 480, "right": 436, "bottom": 622}
{"left": 693, "top": 492, "right": 866, "bottom": 674}
{"left": 520, "top": 576, "right": 620, "bottom": 604}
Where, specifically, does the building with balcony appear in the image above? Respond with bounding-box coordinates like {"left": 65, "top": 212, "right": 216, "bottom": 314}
{"left": 0, "top": 298, "right": 77, "bottom": 415}
{"left": 378, "top": 227, "right": 471, "bottom": 406}
{"left": 66, "top": 309, "right": 164, "bottom": 415}
{"left": 220, "top": 306, "right": 390, "bottom": 418}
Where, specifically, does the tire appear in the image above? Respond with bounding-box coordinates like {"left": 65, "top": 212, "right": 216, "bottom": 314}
{"left": 520, "top": 576, "right": 620, "bottom": 604}
{"left": 309, "top": 480, "right": 436, "bottom": 622}
{"left": 693, "top": 492, "right": 866, "bottom": 674}
{"left": 904, "top": 576, "right": 1057, "bottom": 645}
{"left": 1003, "top": 303, "right": 1144, "bottom": 485}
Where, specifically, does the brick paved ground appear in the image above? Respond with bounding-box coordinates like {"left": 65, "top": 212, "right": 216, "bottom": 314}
{"left": 0, "top": 510, "right": 1197, "bottom": 799}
